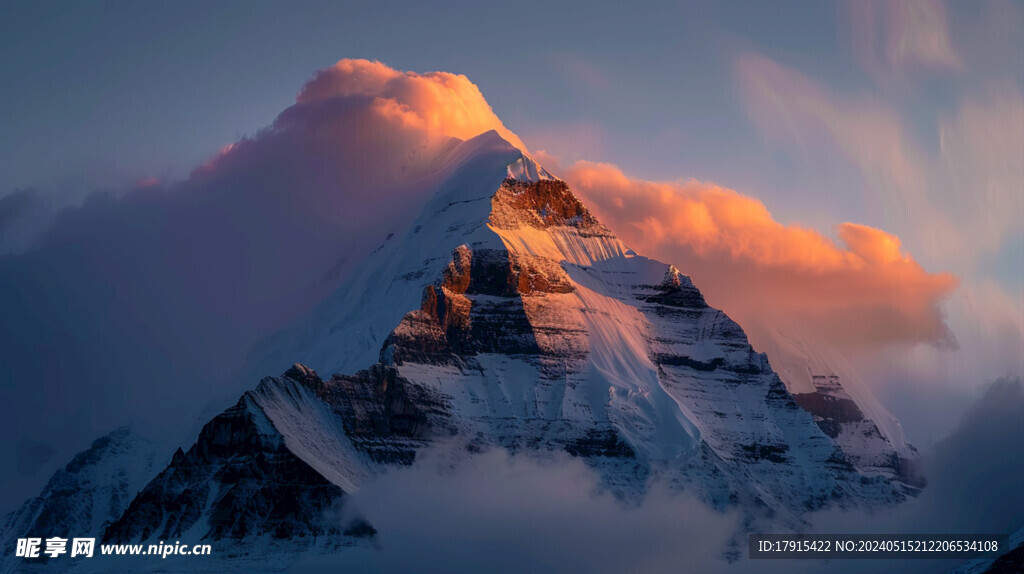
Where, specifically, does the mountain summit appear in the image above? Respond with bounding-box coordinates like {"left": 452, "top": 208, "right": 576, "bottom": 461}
{"left": 4, "top": 131, "right": 922, "bottom": 570}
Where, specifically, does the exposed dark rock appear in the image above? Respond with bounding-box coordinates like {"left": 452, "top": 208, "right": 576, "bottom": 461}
{"left": 329, "top": 364, "right": 437, "bottom": 442}
{"left": 440, "top": 246, "right": 575, "bottom": 298}
{"left": 283, "top": 363, "right": 322, "bottom": 390}
{"left": 793, "top": 389, "right": 865, "bottom": 424}
{"left": 384, "top": 246, "right": 552, "bottom": 362}
{"left": 638, "top": 266, "right": 708, "bottom": 309}
{"left": 653, "top": 354, "right": 726, "bottom": 372}
{"left": 381, "top": 308, "right": 459, "bottom": 366}
{"left": 441, "top": 245, "right": 473, "bottom": 293}
{"left": 490, "top": 178, "right": 604, "bottom": 230}
{"left": 564, "top": 429, "right": 636, "bottom": 458}
{"left": 740, "top": 443, "right": 790, "bottom": 464}
{"left": 510, "top": 253, "right": 575, "bottom": 296}
{"left": 104, "top": 392, "right": 345, "bottom": 543}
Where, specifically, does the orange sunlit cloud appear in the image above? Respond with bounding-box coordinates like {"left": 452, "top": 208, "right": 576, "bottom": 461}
{"left": 562, "top": 160, "right": 959, "bottom": 350}
{"left": 191, "top": 59, "right": 530, "bottom": 206}
{"left": 296, "top": 59, "right": 527, "bottom": 151}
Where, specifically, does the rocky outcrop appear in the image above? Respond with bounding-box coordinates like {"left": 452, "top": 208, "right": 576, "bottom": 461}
{"left": 792, "top": 375, "right": 923, "bottom": 489}
{"left": 640, "top": 266, "right": 708, "bottom": 309}
{"left": 438, "top": 245, "right": 575, "bottom": 298}
{"left": 490, "top": 177, "right": 605, "bottom": 231}
{"left": 103, "top": 385, "right": 348, "bottom": 543}
{"left": 794, "top": 377, "right": 866, "bottom": 439}
{"left": 327, "top": 364, "right": 445, "bottom": 464}
{"left": 383, "top": 245, "right": 576, "bottom": 365}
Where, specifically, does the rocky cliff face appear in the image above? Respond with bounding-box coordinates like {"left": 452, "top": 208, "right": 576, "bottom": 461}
{"left": 103, "top": 373, "right": 359, "bottom": 544}
{"left": 4, "top": 131, "right": 923, "bottom": 568}
{"left": 794, "top": 375, "right": 924, "bottom": 489}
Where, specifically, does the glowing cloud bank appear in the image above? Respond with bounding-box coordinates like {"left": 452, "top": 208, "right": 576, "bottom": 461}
{"left": 562, "top": 160, "right": 959, "bottom": 350}
{"left": 293, "top": 59, "right": 526, "bottom": 150}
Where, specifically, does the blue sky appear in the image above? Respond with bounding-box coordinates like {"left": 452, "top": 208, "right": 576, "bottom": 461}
{"left": 2, "top": 1, "right": 1019, "bottom": 271}
{"left": 0, "top": 1, "right": 888, "bottom": 210}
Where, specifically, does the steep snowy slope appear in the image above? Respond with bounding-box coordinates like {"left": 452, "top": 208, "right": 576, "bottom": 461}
{"left": 103, "top": 364, "right": 375, "bottom": 545}
{"left": 750, "top": 319, "right": 925, "bottom": 487}
{"left": 246, "top": 131, "right": 528, "bottom": 379}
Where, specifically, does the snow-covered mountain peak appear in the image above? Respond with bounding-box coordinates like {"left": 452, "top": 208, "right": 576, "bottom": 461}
{"left": 447, "top": 128, "right": 556, "bottom": 183}
{"left": 664, "top": 265, "right": 684, "bottom": 288}
{"left": 235, "top": 134, "right": 919, "bottom": 506}
{"left": 6, "top": 126, "right": 927, "bottom": 569}
{"left": 505, "top": 152, "right": 556, "bottom": 183}
{"left": 239, "top": 134, "right": 919, "bottom": 500}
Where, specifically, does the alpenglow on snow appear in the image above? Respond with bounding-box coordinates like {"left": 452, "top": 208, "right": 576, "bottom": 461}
{"left": 2, "top": 131, "right": 923, "bottom": 571}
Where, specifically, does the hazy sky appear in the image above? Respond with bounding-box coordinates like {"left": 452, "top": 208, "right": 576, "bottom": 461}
{"left": 0, "top": 0, "right": 1020, "bottom": 510}
{"left": 2, "top": 1, "right": 1020, "bottom": 272}
{"left": 5, "top": 0, "right": 801, "bottom": 192}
